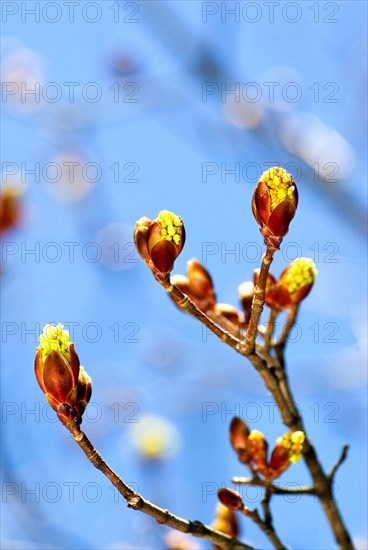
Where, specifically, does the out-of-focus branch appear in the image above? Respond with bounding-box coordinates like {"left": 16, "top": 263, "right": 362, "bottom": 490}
{"left": 232, "top": 476, "right": 316, "bottom": 496}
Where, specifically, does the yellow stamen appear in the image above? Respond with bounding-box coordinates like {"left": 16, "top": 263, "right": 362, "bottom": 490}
{"left": 281, "top": 258, "right": 317, "bottom": 294}
{"left": 39, "top": 323, "right": 71, "bottom": 361}
{"left": 157, "top": 210, "right": 183, "bottom": 246}
{"left": 259, "top": 167, "right": 295, "bottom": 211}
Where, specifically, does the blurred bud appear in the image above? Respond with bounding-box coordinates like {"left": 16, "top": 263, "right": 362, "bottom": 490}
{"left": 268, "top": 431, "right": 305, "bottom": 479}
{"left": 164, "top": 530, "right": 201, "bottom": 550}
{"left": 34, "top": 324, "right": 92, "bottom": 425}
{"left": 252, "top": 167, "right": 298, "bottom": 249}
{"left": 76, "top": 367, "right": 92, "bottom": 416}
{"left": 248, "top": 430, "right": 269, "bottom": 477}
{"left": 217, "top": 488, "right": 244, "bottom": 511}
{"left": 0, "top": 185, "right": 22, "bottom": 235}
{"left": 134, "top": 211, "right": 185, "bottom": 275}
{"left": 253, "top": 269, "right": 276, "bottom": 292}
{"left": 214, "top": 303, "right": 243, "bottom": 326}
{"left": 238, "top": 281, "right": 254, "bottom": 314}
{"left": 134, "top": 216, "right": 152, "bottom": 264}
{"left": 277, "top": 431, "right": 305, "bottom": 463}
{"left": 229, "top": 417, "right": 251, "bottom": 465}
{"left": 266, "top": 258, "right": 317, "bottom": 310}
{"left": 212, "top": 503, "right": 239, "bottom": 540}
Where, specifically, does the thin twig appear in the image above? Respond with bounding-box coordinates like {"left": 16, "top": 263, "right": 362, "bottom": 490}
{"left": 232, "top": 477, "right": 316, "bottom": 495}
{"left": 161, "top": 279, "right": 243, "bottom": 353}
{"left": 275, "top": 304, "right": 299, "bottom": 352}
{"left": 329, "top": 445, "right": 349, "bottom": 481}
{"left": 241, "top": 507, "right": 286, "bottom": 550}
{"left": 243, "top": 248, "right": 275, "bottom": 355}
{"left": 264, "top": 309, "right": 278, "bottom": 351}
{"left": 65, "top": 422, "right": 254, "bottom": 550}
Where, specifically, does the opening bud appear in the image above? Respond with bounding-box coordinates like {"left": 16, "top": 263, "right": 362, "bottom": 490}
{"left": 34, "top": 324, "right": 92, "bottom": 425}
{"left": 252, "top": 167, "right": 298, "bottom": 249}
{"left": 134, "top": 210, "right": 185, "bottom": 275}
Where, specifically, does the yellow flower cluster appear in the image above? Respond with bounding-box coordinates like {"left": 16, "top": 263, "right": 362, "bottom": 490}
{"left": 157, "top": 210, "right": 183, "bottom": 245}
{"left": 277, "top": 431, "right": 305, "bottom": 463}
{"left": 282, "top": 258, "right": 317, "bottom": 294}
{"left": 259, "top": 167, "right": 295, "bottom": 211}
{"left": 39, "top": 323, "right": 71, "bottom": 361}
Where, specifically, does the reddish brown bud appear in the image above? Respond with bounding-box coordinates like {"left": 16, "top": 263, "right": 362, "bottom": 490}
{"left": 248, "top": 430, "right": 269, "bottom": 477}
{"left": 171, "top": 259, "right": 216, "bottom": 312}
{"left": 134, "top": 211, "right": 185, "bottom": 275}
{"left": 0, "top": 185, "right": 22, "bottom": 234}
{"left": 187, "top": 259, "right": 215, "bottom": 303}
{"left": 229, "top": 417, "right": 251, "bottom": 464}
{"left": 266, "top": 259, "right": 317, "bottom": 311}
{"left": 252, "top": 167, "right": 298, "bottom": 249}
{"left": 35, "top": 324, "right": 92, "bottom": 425}
{"left": 217, "top": 488, "right": 244, "bottom": 511}
{"left": 268, "top": 445, "right": 290, "bottom": 479}
{"left": 133, "top": 216, "right": 152, "bottom": 263}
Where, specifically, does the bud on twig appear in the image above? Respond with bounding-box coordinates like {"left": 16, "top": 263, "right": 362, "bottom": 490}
{"left": 218, "top": 488, "right": 244, "bottom": 511}
{"left": 171, "top": 259, "right": 216, "bottom": 312}
{"left": 266, "top": 258, "right": 317, "bottom": 311}
{"left": 134, "top": 211, "right": 185, "bottom": 276}
{"left": 212, "top": 503, "right": 239, "bottom": 540}
{"left": 229, "top": 418, "right": 305, "bottom": 480}
{"left": 34, "top": 324, "right": 92, "bottom": 425}
{"left": 252, "top": 167, "right": 298, "bottom": 249}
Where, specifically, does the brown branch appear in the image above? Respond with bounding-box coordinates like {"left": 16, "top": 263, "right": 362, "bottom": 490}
{"left": 152, "top": 259, "right": 354, "bottom": 549}
{"left": 161, "top": 279, "right": 243, "bottom": 353}
{"left": 275, "top": 304, "right": 299, "bottom": 352}
{"left": 232, "top": 477, "right": 316, "bottom": 496}
{"left": 264, "top": 309, "right": 278, "bottom": 351}
{"left": 65, "top": 422, "right": 254, "bottom": 550}
{"left": 241, "top": 506, "right": 286, "bottom": 550}
{"left": 243, "top": 248, "right": 275, "bottom": 355}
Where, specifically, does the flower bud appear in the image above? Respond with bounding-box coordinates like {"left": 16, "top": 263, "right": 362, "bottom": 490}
{"left": 252, "top": 167, "right": 298, "bottom": 249}
{"left": 267, "top": 431, "right": 305, "bottom": 479}
{"left": 248, "top": 430, "right": 269, "bottom": 477}
{"left": 133, "top": 216, "right": 152, "bottom": 264}
{"left": 212, "top": 503, "right": 239, "bottom": 540}
{"left": 171, "top": 259, "right": 216, "bottom": 312}
{"left": 34, "top": 324, "right": 92, "bottom": 425}
{"left": 0, "top": 185, "right": 22, "bottom": 234}
{"left": 277, "top": 431, "right": 305, "bottom": 463}
{"left": 229, "top": 417, "right": 251, "bottom": 464}
{"left": 278, "top": 258, "right": 317, "bottom": 305}
{"left": 134, "top": 211, "right": 185, "bottom": 275}
{"left": 266, "top": 258, "right": 317, "bottom": 310}
{"left": 187, "top": 259, "right": 215, "bottom": 304}
{"left": 238, "top": 281, "right": 254, "bottom": 314}
{"left": 217, "top": 488, "right": 244, "bottom": 511}
{"left": 214, "top": 303, "right": 243, "bottom": 326}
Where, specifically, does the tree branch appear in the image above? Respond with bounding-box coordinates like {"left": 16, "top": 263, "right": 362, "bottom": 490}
{"left": 243, "top": 248, "right": 275, "bottom": 355}
{"left": 241, "top": 506, "right": 286, "bottom": 550}
{"left": 65, "top": 422, "right": 254, "bottom": 550}
{"left": 232, "top": 476, "right": 316, "bottom": 496}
